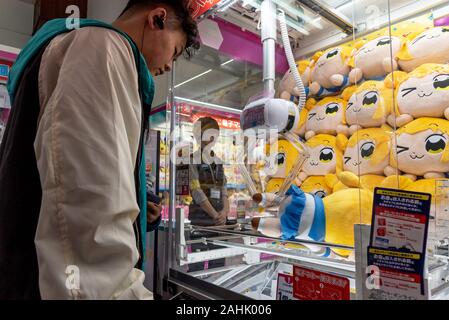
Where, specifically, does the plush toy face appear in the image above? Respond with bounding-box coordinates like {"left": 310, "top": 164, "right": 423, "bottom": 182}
{"left": 300, "top": 176, "right": 332, "bottom": 198}
{"left": 303, "top": 135, "right": 340, "bottom": 176}
{"left": 280, "top": 66, "right": 310, "bottom": 92}
{"left": 394, "top": 129, "right": 449, "bottom": 176}
{"left": 347, "top": 86, "right": 387, "bottom": 128}
{"left": 265, "top": 140, "right": 298, "bottom": 178}
{"left": 397, "top": 70, "right": 449, "bottom": 118}
{"left": 399, "top": 27, "right": 449, "bottom": 72}
{"left": 306, "top": 99, "right": 346, "bottom": 135}
{"left": 354, "top": 36, "right": 401, "bottom": 79}
{"left": 303, "top": 144, "right": 336, "bottom": 176}
{"left": 279, "top": 70, "right": 297, "bottom": 98}
{"left": 344, "top": 129, "right": 390, "bottom": 175}
{"left": 312, "top": 48, "right": 351, "bottom": 89}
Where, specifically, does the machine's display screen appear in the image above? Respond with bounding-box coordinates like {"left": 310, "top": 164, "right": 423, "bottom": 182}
{"left": 241, "top": 105, "right": 265, "bottom": 131}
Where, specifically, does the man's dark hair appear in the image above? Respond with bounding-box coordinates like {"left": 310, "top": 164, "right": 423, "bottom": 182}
{"left": 120, "top": 0, "right": 200, "bottom": 58}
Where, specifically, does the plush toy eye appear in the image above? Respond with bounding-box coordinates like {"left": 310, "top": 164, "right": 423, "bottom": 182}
{"left": 376, "top": 38, "right": 391, "bottom": 46}
{"left": 276, "top": 153, "right": 286, "bottom": 165}
{"left": 442, "top": 28, "right": 449, "bottom": 33}
{"left": 314, "top": 190, "right": 327, "bottom": 198}
{"left": 412, "top": 35, "right": 426, "bottom": 45}
{"left": 425, "top": 134, "right": 446, "bottom": 154}
{"left": 326, "top": 49, "right": 339, "bottom": 59}
{"left": 325, "top": 103, "right": 340, "bottom": 115}
{"left": 319, "top": 148, "right": 334, "bottom": 163}
{"left": 362, "top": 91, "right": 379, "bottom": 107}
{"left": 360, "top": 142, "right": 375, "bottom": 159}
{"left": 433, "top": 74, "right": 449, "bottom": 91}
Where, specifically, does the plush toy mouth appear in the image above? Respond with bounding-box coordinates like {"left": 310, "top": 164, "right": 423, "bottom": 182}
{"left": 316, "top": 116, "right": 326, "bottom": 121}
{"left": 352, "top": 108, "right": 363, "bottom": 113}
{"left": 352, "top": 160, "right": 362, "bottom": 167}
{"left": 410, "top": 154, "right": 425, "bottom": 160}
{"left": 318, "top": 62, "right": 326, "bottom": 68}
{"left": 418, "top": 92, "right": 433, "bottom": 98}
{"left": 309, "top": 161, "right": 320, "bottom": 166}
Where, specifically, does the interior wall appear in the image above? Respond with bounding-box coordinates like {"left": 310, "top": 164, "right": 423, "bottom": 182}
{"left": 87, "top": 0, "right": 128, "bottom": 23}
{"left": 0, "top": 0, "right": 34, "bottom": 49}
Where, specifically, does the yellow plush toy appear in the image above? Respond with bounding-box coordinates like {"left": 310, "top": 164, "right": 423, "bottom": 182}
{"left": 304, "top": 97, "right": 349, "bottom": 140}
{"left": 293, "top": 107, "right": 308, "bottom": 138}
{"left": 298, "top": 174, "right": 339, "bottom": 198}
{"left": 266, "top": 178, "right": 284, "bottom": 194}
{"left": 309, "top": 46, "right": 354, "bottom": 98}
{"left": 348, "top": 35, "right": 402, "bottom": 83}
{"left": 396, "top": 26, "right": 449, "bottom": 72}
{"left": 296, "top": 134, "right": 345, "bottom": 185}
{"left": 279, "top": 60, "right": 311, "bottom": 103}
{"left": 265, "top": 139, "right": 299, "bottom": 178}
{"left": 264, "top": 139, "right": 300, "bottom": 193}
{"left": 385, "top": 117, "right": 449, "bottom": 181}
{"left": 385, "top": 64, "right": 449, "bottom": 128}
{"left": 251, "top": 185, "right": 373, "bottom": 257}
{"left": 342, "top": 81, "right": 394, "bottom": 135}
{"left": 335, "top": 128, "right": 392, "bottom": 192}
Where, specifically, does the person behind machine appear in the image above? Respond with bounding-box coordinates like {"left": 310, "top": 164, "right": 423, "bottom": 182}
{"left": 189, "top": 117, "right": 229, "bottom": 226}
{"left": 188, "top": 117, "right": 229, "bottom": 272}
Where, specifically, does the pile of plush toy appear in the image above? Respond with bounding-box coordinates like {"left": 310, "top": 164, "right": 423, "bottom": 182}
{"left": 257, "top": 22, "right": 449, "bottom": 257}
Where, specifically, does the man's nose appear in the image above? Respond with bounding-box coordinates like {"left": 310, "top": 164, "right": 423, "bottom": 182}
{"left": 164, "top": 64, "right": 172, "bottom": 72}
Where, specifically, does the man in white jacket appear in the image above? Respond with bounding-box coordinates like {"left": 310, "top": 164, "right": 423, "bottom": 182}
{"left": 0, "top": 0, "right": 199, "bottom": 300}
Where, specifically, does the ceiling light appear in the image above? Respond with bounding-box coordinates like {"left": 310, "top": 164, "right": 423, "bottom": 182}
{"left": 221, "top": 59, "right": 235, "bottom": 66}
{"left": 174, "top": 97, "right": 242, "bottom": 113}
{"left": 174, "top": 69, "right": 212, "bottom": 88}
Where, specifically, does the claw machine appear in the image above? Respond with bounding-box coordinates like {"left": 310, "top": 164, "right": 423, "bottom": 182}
{"left": 153, "top": 0, "right": 449, "bottom": 300}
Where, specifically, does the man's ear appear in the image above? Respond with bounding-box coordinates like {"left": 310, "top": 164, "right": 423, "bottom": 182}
{"left": 147, "top": 7, "right": 167, "bottom": 30}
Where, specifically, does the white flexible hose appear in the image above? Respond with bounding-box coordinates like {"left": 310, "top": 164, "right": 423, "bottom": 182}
{"left": 278, "top": 9, "right": 307, "bottom": 111}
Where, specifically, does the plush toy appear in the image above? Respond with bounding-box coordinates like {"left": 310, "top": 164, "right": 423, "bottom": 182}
{"left": 343, "top": 128, "right": 391, "bottom": 175}
{"left": 396, "top": 26, "right": 449, "bottom": 72}
{"left": 348, "top": 35, "right": 402, "bottom": 83}
{"left": 251, "top": 174, "right": 419, "bottom": 257}
{"left": 265, "top": 139, "right": 299, "bottom": 178}
{"left": 309, "top": 46, "right": 353, "bottom": 98}
{"left": 296, "top": 134, "right": 345, "bottom": 185}
{"left": 266, "top": 178, "right": 284, "bottom": 194}
{"left": 279, "top": 60, "right": 311, "bottom": 102}
{"left": 263, "top": 139, "right": 300, "bottom": 194}
{"left": 298, "top": 174, "right": 339, "bottom": 198}
{"left": 332, "top": 128, "right": 391, "bottom": 192}
{"left": 385, "top": 117, "right": 449, "bottom": 181}
{"left": 304, "top": 97, "right": 349, "bottom": 140}
{"left": 251, "top": 185, "right": 373, "bottom": 257}
{"left": 342, "top": 81, "right": 394, "bottom": 135}
{"left": 385, "top": 64, "right": 449, "bottom": 128}
{"left": 293, "top": 107, "right": 308, "bottom": 138}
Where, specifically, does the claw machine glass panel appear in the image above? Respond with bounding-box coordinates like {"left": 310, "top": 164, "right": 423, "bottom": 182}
{"left": 0, "top": 45, "right": 18, "bottom": 144}
{"left": 156, "top": 0, "right": 449, "bottom": 300}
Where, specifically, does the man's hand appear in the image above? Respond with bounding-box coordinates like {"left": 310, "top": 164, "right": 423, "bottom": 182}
{"left": 214, "top": 210, "right": 227, "bottom": 226}
{"left": 147, "top": 202, "right": 162, "bottom": 224}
